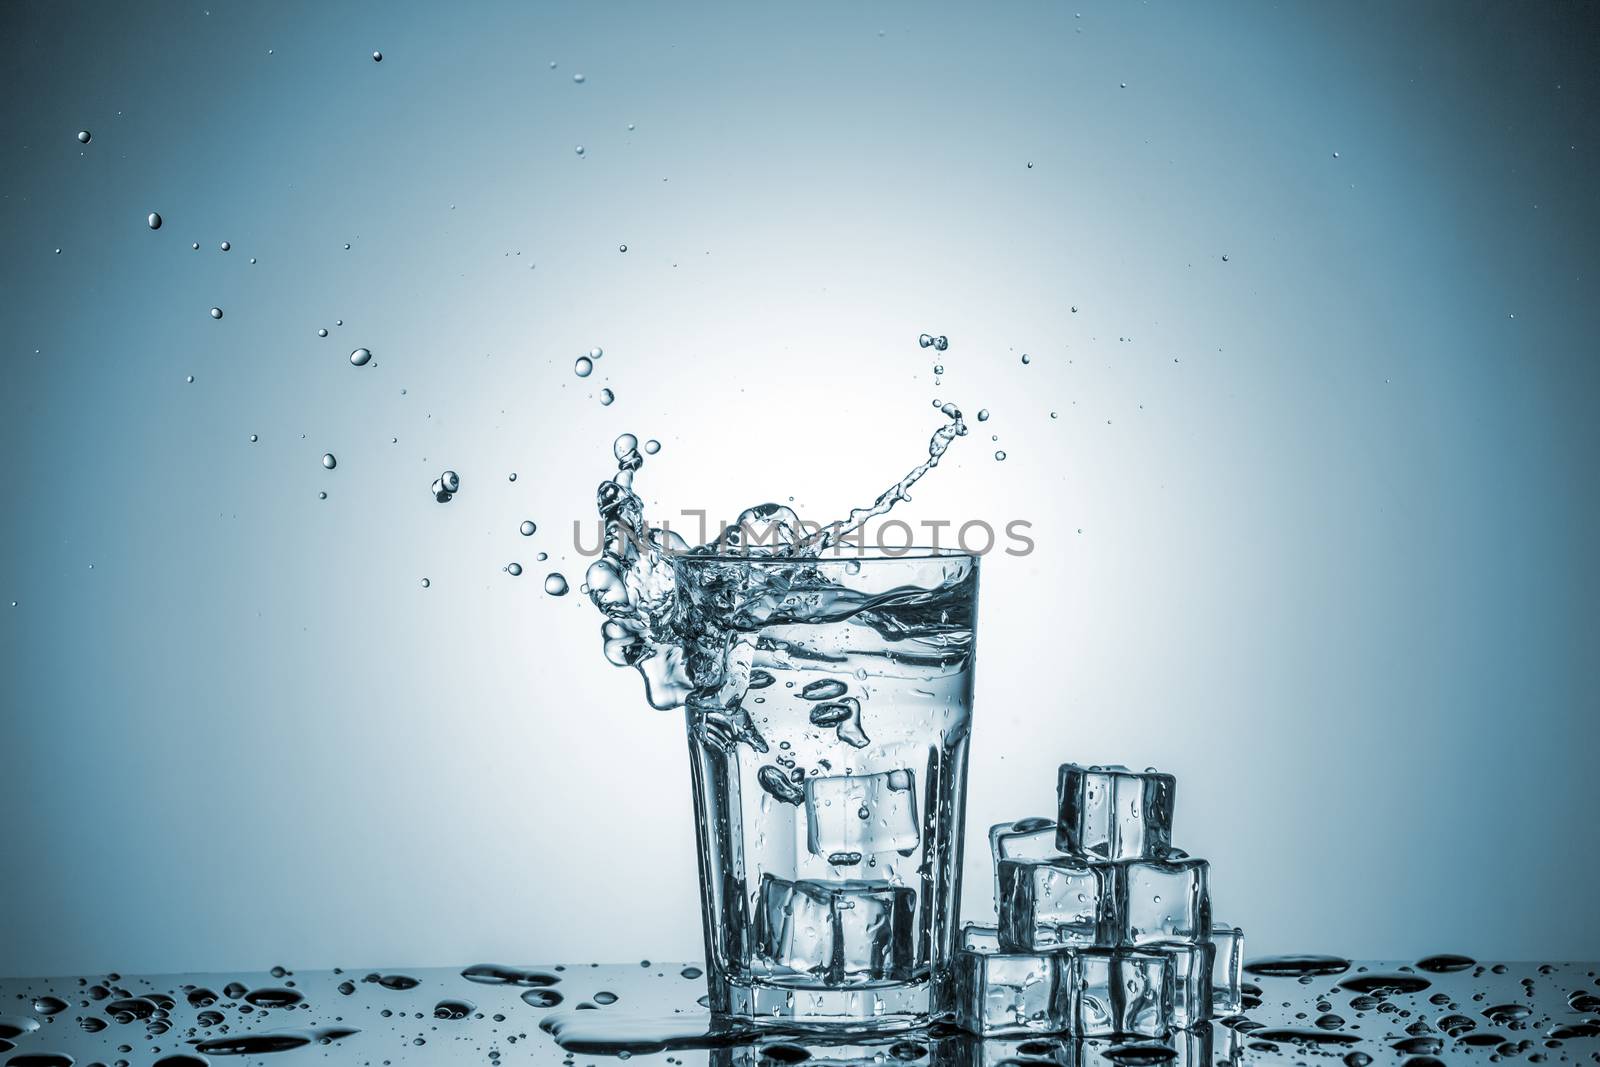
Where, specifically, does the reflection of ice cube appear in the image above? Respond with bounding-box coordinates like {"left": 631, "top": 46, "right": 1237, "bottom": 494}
{"left": 1056, "top": 764, "right": 1175, "bottom": 861}
{"left": 755, "top": 874, "right": 915, "bottom": 984}
{"left": 1147, "top": 941, "right": 1214, "bottom": 1028}
{"left": 1071, "top": 948, "right": 1172, "bottom": 1038}
{"left": 987, "top": 817, "right": 1064, "bottom": 910}
{"left": 997, "top": 856, "right": 1117, "bottom": 950}
{"left": 804, "top": 769, "right": 920, "bottom": 856}
{"left": 961, "top": 923, "right": 1002, "bottom": 952}
{"left": 1117, "top": 858, "right": 1210, "bottom": 946}
{"left": 952, "top": 945, "right": 1065, "bottom": 1036}
{"left": 1209, "top": 923, "right": 1244, "bottom": 1014}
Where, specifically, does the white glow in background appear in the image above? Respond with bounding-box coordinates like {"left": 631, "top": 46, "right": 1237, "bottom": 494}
{"left": 1, "top": 1, "right": 1597, "bottom": 974}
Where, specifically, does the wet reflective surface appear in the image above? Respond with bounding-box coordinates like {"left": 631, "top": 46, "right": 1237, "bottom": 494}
{"left": 1, "top": 960, "right": 1597, "bottom": 1065}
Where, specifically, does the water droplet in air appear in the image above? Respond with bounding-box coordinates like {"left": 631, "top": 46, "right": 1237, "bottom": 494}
{"left": 441, "top": 470, "right": 460, "bottom": 493}
{"left": 618, "top": 244, "right": 627, "bottom": 253}
{"left": 349, "top": 347, "right": 373, "bottom": 367}
{"left": 209, "top": 307, "right": 223, "bottom": 319}
{"left": 420, "top": 578, "right": 430, "bottom": 588}
{"left": 573, "top": 73, "right": 585, "bottom": 83}
{"left": 933, "top": 364, "right": 944, "bottom": 375}
{"left": 589, "top": 347, "right": 603, "bottom": 359}
{"left": 318, "top": 328, "right": 328, "bottom": 337}
{"left": 994, "top": 450, "right": 1007, "bottom": 461}
{"left": 600, "top": 388, "right": 615, "bottom": 405}
{"left": 507, "top": 563, "right": 523, "bottom": 577}
{"left": 192, "top": 242, "right": 200, "bottom": 249}
{"left": 322, "top": 453, "right": 337, "bottom": 469}
{"left": 249, "top": 434, "right": 258, "bottom": 443}
{"left": 1070, "top": 305, "right": 1079, "bottom": 313}
{"left": 521, "top": 521, "right": 537, "bottom": 536}
{"left": 536, "top": 551, "right": 548, "bottom": 561}
{"left": 919, "top": 334, "right": 933, "bottom": 348}
{"left": 318, "top": 491, "right": 327, "bottom": 499}
{"left": 544, "top": 573, "right": 570, "bottom": 596}
{"left": 977, "top": 409, "right": 989, "bottom": 421}
{"left": 574, "top": 356, "right": 593, "bottom": 377}
{"left": 644, "top": 439, "right": 660, "bottom": 454}
{"left": 220, "top": 241, "right": 231, "bottom": 251}
{"left": 147, "top": 212, "right": 162, "bottom": 229}
{"left": 1021, "top": 354, "right": 1031, "bottom": 365}
{"left": 575, "top": 145, "right": 585, "bottom": 156}
{"left": 372, "top": 51, "right": 383, "bottom": 61}
{"left": 185, "top": 375, "right": 194, "bottom": 383}
{"left": 933, "top": 335, "right": 948, "bottom": 351}
{"left": 77, "top": 130, "right": 91, "bottom": 143}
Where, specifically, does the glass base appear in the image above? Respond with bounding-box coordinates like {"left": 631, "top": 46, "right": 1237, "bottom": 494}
{"left": 720, "top": 977, "right": 935, "bottom": 1031}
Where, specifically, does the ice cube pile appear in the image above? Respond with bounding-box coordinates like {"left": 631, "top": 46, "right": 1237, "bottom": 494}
{"left": 954, "top": 763, "right": 1245, "bottom": 1038}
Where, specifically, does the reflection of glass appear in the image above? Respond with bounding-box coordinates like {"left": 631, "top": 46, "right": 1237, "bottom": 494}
{"left": 677, "top": 551, "right": 979, "bottom": 1029}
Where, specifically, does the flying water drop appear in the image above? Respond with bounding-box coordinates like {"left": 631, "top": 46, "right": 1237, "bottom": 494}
{"left": 521, "top": 521, "right": 537, "bottom": 536}
{"left": 507, "top": 563, "right": 523, "bottom": 577}
{"left": 574, "top": 356, "right": 593, "bottom": 377}
{"left": 210, "top": 307, "right": 223, "bottom": 319}
{"left": 544, "top": 573, "right": 570, "bottom": 596}
{"left": 600, "top": 388, "right": 615, "bottom": 405}
{"left": 322, "top": 453, "right": 337, "bottom": 469}
{"left": 77, "top": 129, "right": 91, "bottom": 143}
{"left": 349, "top": 348, "right": 373, "bottom": 367}
{"left": 147, "top": 212, "right": 162, "bottom": 230}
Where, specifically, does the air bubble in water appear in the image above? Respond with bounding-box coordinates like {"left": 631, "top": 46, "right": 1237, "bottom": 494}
{"left": 210, "top": 307, "right": 223, "bottom": 319}
{"left": 600, "top": 388, "right": 615, "bottom": 405}
{"left": 349, "top": 347, "right": 373, "bottom": 367}
{"left": 544, "top": 573, "right": 569, "bottom": 596}
{"left": 77, "top": 130, "right": 91, "bottom": 143}
{"left": 507, "top": 563, "right": 523, "bottom": 577}
{"left": 644, "top": 439, "right": 660, "bottom": 454}
{"left": 994, "top": 450, "right": 1007, "bottom": 461}
{"left": 521, "top": 521, "right": 537, "bottom": 536}
{"left": 574, "top": 356, "right": 593, "bottom": 377}
{"left": 147, "top": 212, "right": 162, "bottom": 230}
{"left": 322, "top": 453, "right": 337, "bottom": 469}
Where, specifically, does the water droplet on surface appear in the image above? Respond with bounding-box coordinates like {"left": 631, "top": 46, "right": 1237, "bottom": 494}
{"left": 679, "top": 966, "right": 702, "bottom": 980}
{"left": 32, "top": 996, "right": 66, "bottom": 1016}
{"left": 77, "top": 129, "right": 91, "bottom": 143}
{"left": 321, "top": 453, "right": 337, "bottom": 469}
{"left": 600, "top": 388, "right": 615, "bottom": 405}
{"left": 209, "top": 307, "right": 223, "bottom": 319}
{"left": 434, "top": 998, "right": 475, "bottom": 1020}
{"left": 575, "top": 356, "right": 593, "bottom": 377}
{"left": 544, "top": 573, "right": 569, "bottom": 596}
{"left": 522, "top": 989, "right": 563, "bottom": 1008}
{"left": 349, "top": 347, "right": 372, "bottom": 367}
{"left": 147, "top": 212, "right": 162, "bottom": 230}
{"left": 507, "top": 563, "right": 523, "bottom": 576}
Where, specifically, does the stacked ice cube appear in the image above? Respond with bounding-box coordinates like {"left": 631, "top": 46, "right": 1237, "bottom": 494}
{"left": 954, "top": 764, "right": 1245, "bottom": 1038}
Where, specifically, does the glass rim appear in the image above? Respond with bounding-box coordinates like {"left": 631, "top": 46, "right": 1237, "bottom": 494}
{"left": 672, "top": 547, "right": 978, "bottom": 565}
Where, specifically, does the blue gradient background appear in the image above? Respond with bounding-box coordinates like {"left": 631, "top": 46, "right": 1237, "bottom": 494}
{"left": 3, "top": 1, "right": 1598, "bottom": 976}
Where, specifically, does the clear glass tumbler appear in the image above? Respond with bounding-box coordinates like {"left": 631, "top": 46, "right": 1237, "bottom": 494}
{"left": 675, "top": 550, "right": 979, "bottom": 1029}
